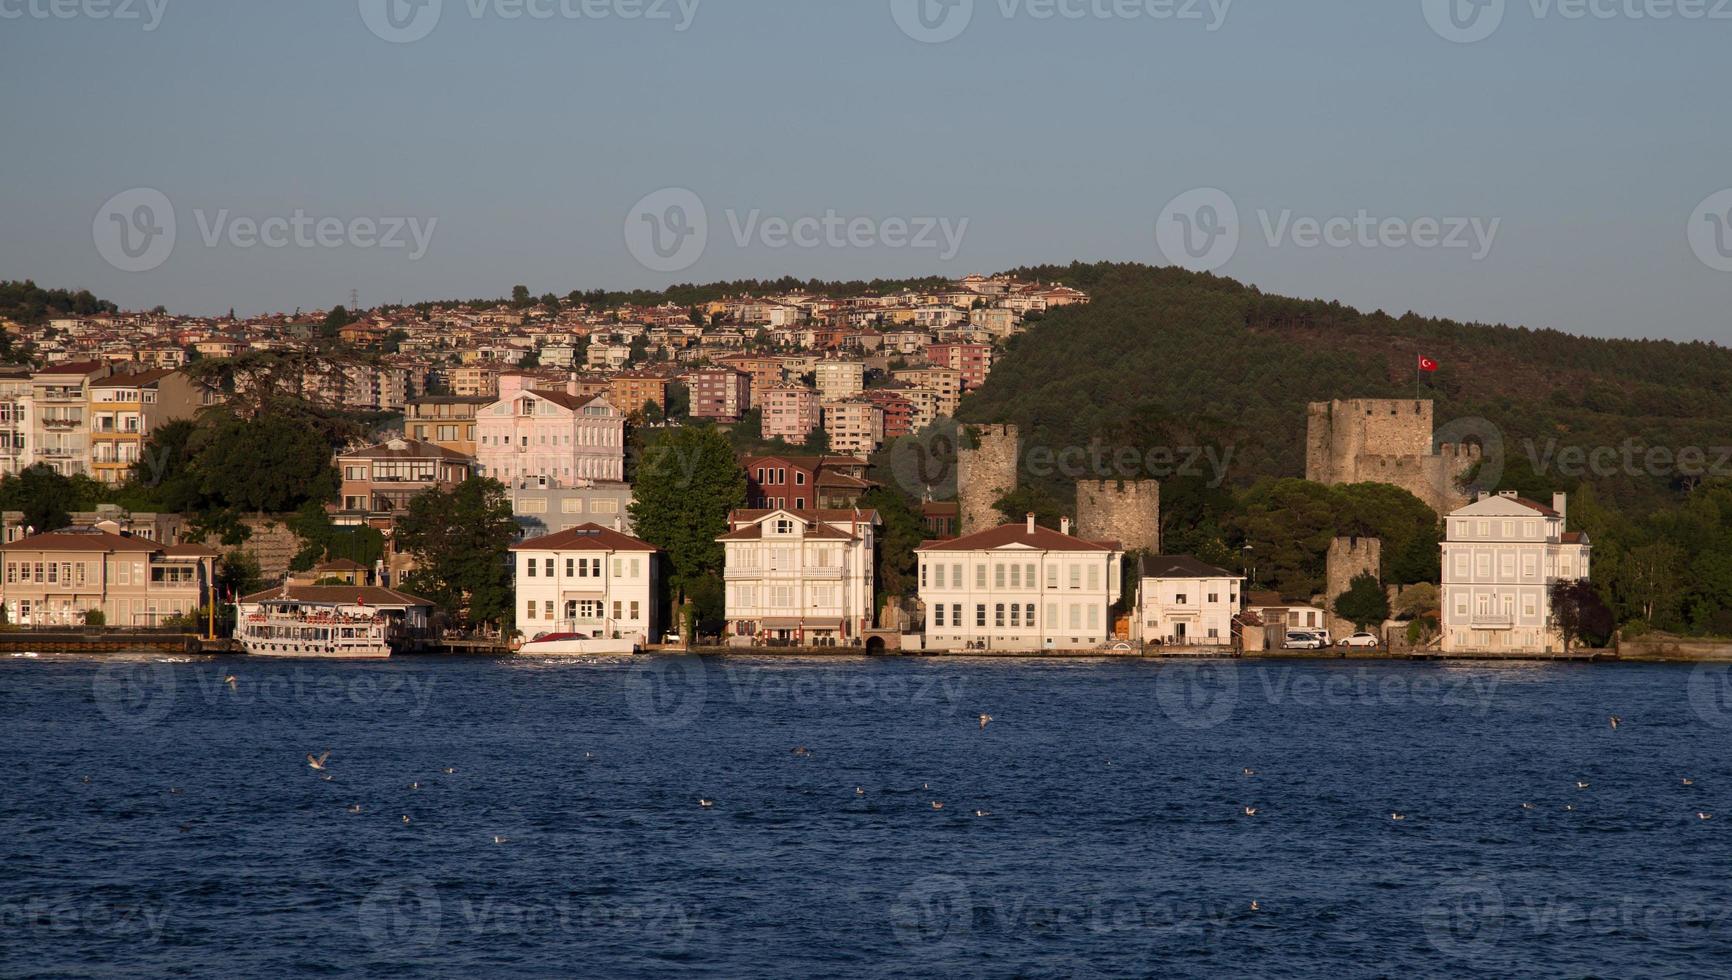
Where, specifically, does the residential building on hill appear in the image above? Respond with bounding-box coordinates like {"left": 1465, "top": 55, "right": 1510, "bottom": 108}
{"left": 916, "top": 515, "right": 1123, "bottom": 652}
{"left": 1, "top": 526, "right": 220, "bottom": 627}
{"left": 687, "top": 368, "right": 751, "bottom": 422}
{"left": 87, "top": 368, "right": 218, "bottom": 485}
{"left": 742, "top": 454, "right": 872, "bottom": 511}
{"left": 822, "top": 399, "right": 884, "bottom": 456}
{"left": 404, "top": 395, "right": 492, "bottom": 457}
{"left": 1134, "top": 556, "right": 1242, "bottom": 647}
{"left": 475, "top": 375, "right": 626, "bottom": 487}
{"left": 761, "top": 384, "right": 821, "bottom": 444}
{"left": 337, "top": 438, "right": 475, "bottom": 515}
{"left": 1441, "top": 491, "right": 1591, "bottom": 654}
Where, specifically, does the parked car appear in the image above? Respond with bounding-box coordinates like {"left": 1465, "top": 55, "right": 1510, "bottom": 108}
{"left": 1283, "top": 631, "right": 1325, "bottom": 650}
{"left": 1338, "top": 632, "right": 1381, "bottom": 648}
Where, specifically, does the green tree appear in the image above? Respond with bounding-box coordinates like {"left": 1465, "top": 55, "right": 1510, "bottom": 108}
{"left": 511, "top": 285, "right": 532, "bottom": 308}
{"left": 629, "top": 426, "right": 746, "bottom": 606}
{"left": 1551, "top": 579, "right": 1613, "bottom": 651}
{"left": 321, "top": 305, "right": 352, "bottom": 338}
{"left": 189, "top": 414, "right": 339, "bottom": 513}
{"left": 0, "top": 465, "right": 108, "bottom": 534}
{"left": 1334, "top": 571, "right": 1390, "bottom": 631}
{"left": 992, "top": 486, "right": 1066, "bottom": 530}
{"left": 861, "top": 486, "right": 925, "bottom": 602}
{"left": 394, "top": 477, "right": 518, "bottom": 629}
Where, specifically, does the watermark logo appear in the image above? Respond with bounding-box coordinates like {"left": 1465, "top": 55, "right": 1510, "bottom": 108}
{"left": 624, "top": 656, "right": 708, "bottom": 729}
{"left": 891, "top": 0, "right": 974, "bottom": 42}
{"left": 91, "top": 660, "right": 176, "bottom": 731}
{"left": 1687, "top": 664, "right": 1732, "bottom": 728}
{"left": 358, "top": 877, "right": 443, "bottom": 953}
{"left": 1420, "top": 878, "right": 1506, "bottom": 961}
{"left": 1153, "top": 661, "right": 1238, "bottom": 729}
{"left": 1688, "top": 188, "right": 1732, "bottom": 273}
{"left": 625, "top": 187, "right": 708, "bottom": 273}
{"left": 1423, "top": 0, "right": 1505, "bottom": 42}
{"left": 888, "top": 417, "right": 962, "bottom": 498}
{"left": 1156, "top": 187, "right": 1239, "bottom": 273}
{"left": 360, "top": 0, "right": 443, "bottom": 42}
{"left": 889, "top": 875, "right": 972, "bottom": 951}
{"left": 94, "top": 188, "right": 176, "bottom": 273}
{"left": 0, "top": 0, "right": 168, "bottom": 30}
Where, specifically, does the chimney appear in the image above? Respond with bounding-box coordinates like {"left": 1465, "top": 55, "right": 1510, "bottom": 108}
{"left": 1061, "top": 516, "right": 1071, "bottom": 536}
{"left": 566, "top": 370, "right": 579, "bottom": 396}
{"left": 1553, "top": 492, "right": 1567, "bottom": 523}
{"left": 1026, "top": 512, "right": 1036, "bottom": 535}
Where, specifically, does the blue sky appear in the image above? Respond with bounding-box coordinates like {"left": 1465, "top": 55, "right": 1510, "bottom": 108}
{"left": 1, "top": 0, "right": 1728, "bottom": 341}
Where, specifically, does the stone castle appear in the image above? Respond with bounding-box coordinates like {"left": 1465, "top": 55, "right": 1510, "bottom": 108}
{"left": 956, "top": 424, "right": 1021, "bottom": 535}
{"left": 1304, "top": 399, "right": 1479, "bottom": 516}
{"left": 1077, "top": 480, "right": 1161, "bottom": 554}
{"left": 1324, "top": 536, "right": 1381, "bottom": 639}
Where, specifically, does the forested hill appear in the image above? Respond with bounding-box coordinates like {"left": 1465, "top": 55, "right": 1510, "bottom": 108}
{"left": 961, "top": 262, "right": 1732, "bottom": 512}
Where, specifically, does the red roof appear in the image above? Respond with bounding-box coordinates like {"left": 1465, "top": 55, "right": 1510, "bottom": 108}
{"left": 511, "top": 523, "right": 657, "bottom": 553}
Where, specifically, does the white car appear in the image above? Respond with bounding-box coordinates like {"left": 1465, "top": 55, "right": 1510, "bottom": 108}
{"left": 1283, "top": 631, "right": 1325, "bottom": 650}
{"left": 1338, "top": 632, "right": 1381, "bottom": 648}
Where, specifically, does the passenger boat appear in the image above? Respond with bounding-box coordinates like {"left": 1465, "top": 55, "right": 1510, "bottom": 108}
{"left": 235, "top": 585, "right": 435, "bottom": 659}
{"left": 517, "top": 632, "right": 640, "bottom": 656}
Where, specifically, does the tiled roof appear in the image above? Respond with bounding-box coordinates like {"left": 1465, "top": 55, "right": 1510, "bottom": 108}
{"left": 511, "top": 523, "right": 657, "bottom": 553}
{"left": 2, "top": 528, "right": 163, "bottom": 553}
{"left": 1138, "top": 555, "right": 1238, "bottom": 579}
{"left": 917, "top": 522, "right": 1120, "bottom": 553}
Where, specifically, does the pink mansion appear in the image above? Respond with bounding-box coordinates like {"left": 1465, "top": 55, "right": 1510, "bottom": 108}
{"left": 475, "top": 374, "right": 626, "bottom": 487}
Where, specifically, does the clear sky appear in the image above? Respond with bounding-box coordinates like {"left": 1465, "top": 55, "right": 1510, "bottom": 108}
{"left": 1, "top": 0, "right": 1727, "bottom": 341}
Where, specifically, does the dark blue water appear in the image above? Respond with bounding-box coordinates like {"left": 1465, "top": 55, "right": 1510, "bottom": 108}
{"left": 4, "top": 653, "right": 1731, "bottom": 978}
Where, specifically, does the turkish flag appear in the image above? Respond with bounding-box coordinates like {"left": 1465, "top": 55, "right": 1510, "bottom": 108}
{"left": 1418, "top": 355, "right": 1439, "bottom": 373}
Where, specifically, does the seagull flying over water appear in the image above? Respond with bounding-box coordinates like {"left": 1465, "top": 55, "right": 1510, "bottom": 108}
{"left": 307, "top": 752, "right": 331, "bottom": 771}
{"left": 1609, "top": 715, "right": 1622, "bottom": 731}
{"left": 1243, "top": 806, "right": 1258, "bottom": 817}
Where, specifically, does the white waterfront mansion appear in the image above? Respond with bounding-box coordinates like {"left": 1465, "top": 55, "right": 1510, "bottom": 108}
{"left": 510, "top": 523, "right": 659, "bottom": 645}
{"left": 1134, "top": 555, "right": 1243, "bottom": 647}
{"left": 1441, "top": 491, "right": 1591, "bottom": 654}
{"left": 720, "top": 508, "right": 880, "bottom": 646}
{"left": 917, "top": 515, "right": 1124, "bottom": 652}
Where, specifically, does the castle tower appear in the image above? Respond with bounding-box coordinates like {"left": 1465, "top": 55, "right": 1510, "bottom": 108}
{"left": 1325, "top": 536, "right": 1382, "bottom": 639}
{"left": 1076, "top": 480, "right": 1161, "bottom": 553}
{"left": 1304, "top": 399, "right": 1474, "bottom": 516}
{"left": 956, "top": 424, "right": 1019, "bottom": 534}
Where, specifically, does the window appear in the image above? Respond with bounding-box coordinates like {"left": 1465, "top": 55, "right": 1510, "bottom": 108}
{"left": 525, "top": 559, "right": 537, "bottom": 577}
{"left": 976, "top": 604, "right": 987, "bottom": 627}
{"left": 934, "top": 564, "right": 946, "bottom": 589}
{"left": 1025, "top": 604, "right": 1036, "bottom": 627}
{"left": 1046, "top": 565, "right": 1057, "bottom": 589}
{"left": 1010, "top": 605, "right": 1021, "bottom": 627}
{"left": 544, "top": 558, "right": 554, "bottom": 577}
{"left": 995, "top": 565, "right": 1006, "bottom": 589}
{"left": 525, "top": 600, "right": 537, "bottom": 621}
{"left": 976, "top": 565, "right": 987, "bottom": 589}
{"left": 935, "top": 604, "right": 946, "bottom": 627}
{"left": 544, "top": 601, "right": 553, "bottom": 620}
{"left": 629, "top": 601, "right": 639, "bottom": 620}
{"left": 1175, "top": 593, "right": 1188, "bottom": 605}
{"left": 952, "top": 604, "right": 961, "bottom": 626}
{"left": 952, "top": 564, "right": 962, "bottom": 588}
{"left": 995, "top": 604, "right": 1006, "bottom": 628}
{"left": 566, "top": 558, "right": 575, "bottom": 576}
{"left": 1009, "top": 564, "right": 1021, "bottom": 589}
{"left": 1069, "top": 565, "right": 1081, "bottom": 589}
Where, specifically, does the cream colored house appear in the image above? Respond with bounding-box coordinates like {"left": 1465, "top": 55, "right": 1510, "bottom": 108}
{"left": 720, "top": 508, "right": 879, "bottom": 646}
{"left": 917, "top": 515, "right": 1124, "bottom": 652}
{"left": 1135, "top": 556, "right": 1242, "bottom": 647}
{"left": 1, "top": 526, "right": 219, "bottom": 627}
{"left": 1441, "top": 491, "right": 1591, "bottom": 654}
{"left": 822, "top": 399, "right": 884, "bottom": 456}
{"left": 813, "top": 360, "right": 865, "bottom": 402}
{"left": 510, "top": 523, "right": 659, "bottom": 644}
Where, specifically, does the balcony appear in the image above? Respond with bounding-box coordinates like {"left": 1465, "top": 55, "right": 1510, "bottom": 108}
{"left": 41, "top": 418, "right": 81, "bottom": 431}
{"left": 1469, "top": 614, "right": 1515, "bottom": 629}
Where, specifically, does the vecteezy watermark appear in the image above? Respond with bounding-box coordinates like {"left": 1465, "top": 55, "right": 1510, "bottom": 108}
{"left": 1155, "top": 188, "right": 1502, "bottom": 272}
{"left": 0, "top": 894, "right": 170, "bottom": 942}
{"left": 357, "top": 877, "right": 695, "bottom": 953}
{"left": 1153, "top": 664, "right": 1503, "bottom": 729}
{"left": 1688, "top": 188, "right": 1732, "bottom": 273}
{"left": 1524, "top": 438, "right": 1732, "bottom": 481}
{"left": 93, "top": 664, "right": 439, "bottom": 731}
{"left": 1420, "top": 877, "right": 1732, "bottom": 965}
{"left": 624, "top": 187, "right": 969, "bottom": 274}
{"left": 94, "top": 189, "right": 438, "bottom": 272}
{"left": 890, "top": 0, "right": 1233, "bottom": 44}
{"left": 1424, "top": 0, "right": 1732, "bottom": 43}
{"left": 1687, "top": 664, "right": 1731, "bottom": 728}
{"left": 359, "top": 0, "right": 700, "bottom": 43}
{"left": 91, "top": 660, "right": 177, "bottom": 732}
{"left": 0, "top": 0, "right": 168, "bottom": 30}
{"left": 624, "top": 658, "right": 970, "bottom": 729}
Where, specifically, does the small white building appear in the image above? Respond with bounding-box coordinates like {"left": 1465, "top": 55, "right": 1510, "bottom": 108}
{"left": 1134, "top": 556, "right": 1242, "bottom": 647}
{"left": 719, "top": 508, "right": 879, "bottom": 646}
{"left": 1441, "top": 491, "right": 1590, "bottom": 653}
{"left": 510, "top": 523, "right": 659, "bottom": 644}
{"left": 916, "top": 514, "right": 1124, "bottom": 652}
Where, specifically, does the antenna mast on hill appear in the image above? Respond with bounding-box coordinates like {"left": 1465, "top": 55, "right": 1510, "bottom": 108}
{"left": 350, "top": 288, "right": 360, "bottom": 312}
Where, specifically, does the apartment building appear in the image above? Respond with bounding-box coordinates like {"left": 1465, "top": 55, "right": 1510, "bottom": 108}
{"left": 890, "top": 366, "right": 962, "bottom": 419}
{"left": 925, "top": 343, "right": 992, "bottom": 392}
{"left": 450, "top": 365, "right": 500, "bottom": 398}
{"left": 814, "top": 360, "right": 865, "bottom": 402}
{"left": 1441, "top": 491, "right": 1591, "bottom": 654}
{"left": 28, "top": 360, "right": 110, "bottom": 476}
{"left": 510, "top": 482, "right": 634, "bottom": 538}
{"left": 716, "top": 354, "right": 783, "bottom": 393}
{"left": 608, "top": 372, "right": 671, "bottom": 418}
{"left": 822, "top": 399, "right": 884, "bottom": 456}
{"left": 719, "top": 508, "right": 879, "bottom": 645}
{"left": 87, "top": 369, "right": 217, "bottom": 485}
{"left": 761, "top": 384, "right": 821, "bottom": 443}
{"left": 585, "top": 343, "right": 633, "bottom": 371}
{"left": 475, "top": 375, "right": 626, "bottom": 486}
{"left": 687, "top": 368, "right": 752, "bottom": 422}
{"left": 1, "top": 526, "right": 219, "bottom": 627}
{"left": 917, "top": 515, "right": 1124, "bottom": 652}
{"left": 742, "top": 454, "right": 872, "bottom": 511}
{"left": 511, "top": 523, "right": 659, "bottom": 644}
{"left": 404, "top": 395, "right": 492, "bottom": 457}
{"left": 337, "top": 438, "right": 474, "bottom": 515}
{"left": 862, "top": 389, "right": 914, "bottom": 440}
{"left": 0, "top": 366, "right": 30, "bottom": 477}
{"left": 1134, "top": 555, "right": 1242, "bottom": 647}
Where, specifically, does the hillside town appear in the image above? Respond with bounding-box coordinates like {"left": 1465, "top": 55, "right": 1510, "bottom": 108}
{"left": 0, "top": 275, "right": 1602, "bottom": 659}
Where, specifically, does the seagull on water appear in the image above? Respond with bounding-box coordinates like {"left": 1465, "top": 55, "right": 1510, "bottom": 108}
{"left": 307, "top": 751, "right": 331, "bottom": 771}
{"left": 1609, "top": 715, "right": 1621, "bottom": 731}
{"left": 408, "top": 782, "right": 421, "bottom": 791}
{"left": 931, "top": 801, "right": 944, "bottom": 810}
{"left": 1250, "top": 901, "right": 1260, "bottom": 912}
{"left": 974, "top": 810, "right": 991, "bottom": 817}
{"left": 1564, "top": 805, "right": 1575, "bottom": 812}
{"left": 224, "top": 675, "right": 237, "bottom": 691}
{"left": 1243, "top": 806, "right": 1258, "bottom": 817}
{"left": 1391, "top": 812, "right": 1406, "bottom": 822}
{"left": 855, "top": 787, "right": 865, "bottom": 796}
{"left": 443, "top": 767, "right": 455, "bottom": 775}
{"left": 494, "top": 835, "right": 510, "bottom": 844}
{"left": 1522, "top": 803, "right": 1537, "bottom": 810}
{"left": 80, "top": 776, "right": 91, "bottom": 784}
{"left": 698, "top": 799, "right": 714, "bottom": 809}
{"left": 792, "top": 746, "right": 812, "bottom": 757}
{"left": 402, "top": 815, "right": 411, "bottom": 825}
{"left": 170, "top": 787, "right": 183, "bottom": 795}
{"left": 1699, "top": 812, "right": 1714, "bottom": 821}
{"left": 347, "top": 804, "right": 362, "bottom": 814}
{"left": 978, "top": 714, "right": 993, "bottom": 730}
{"left": 1683, "top": 778, "right": 1695, "bottom": 786}
{"left": 1576, "top": 781, "right": 1591, "bottom": 790}
{"left": 1242, "top": 768, "right": 1257, "bottom": 777}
